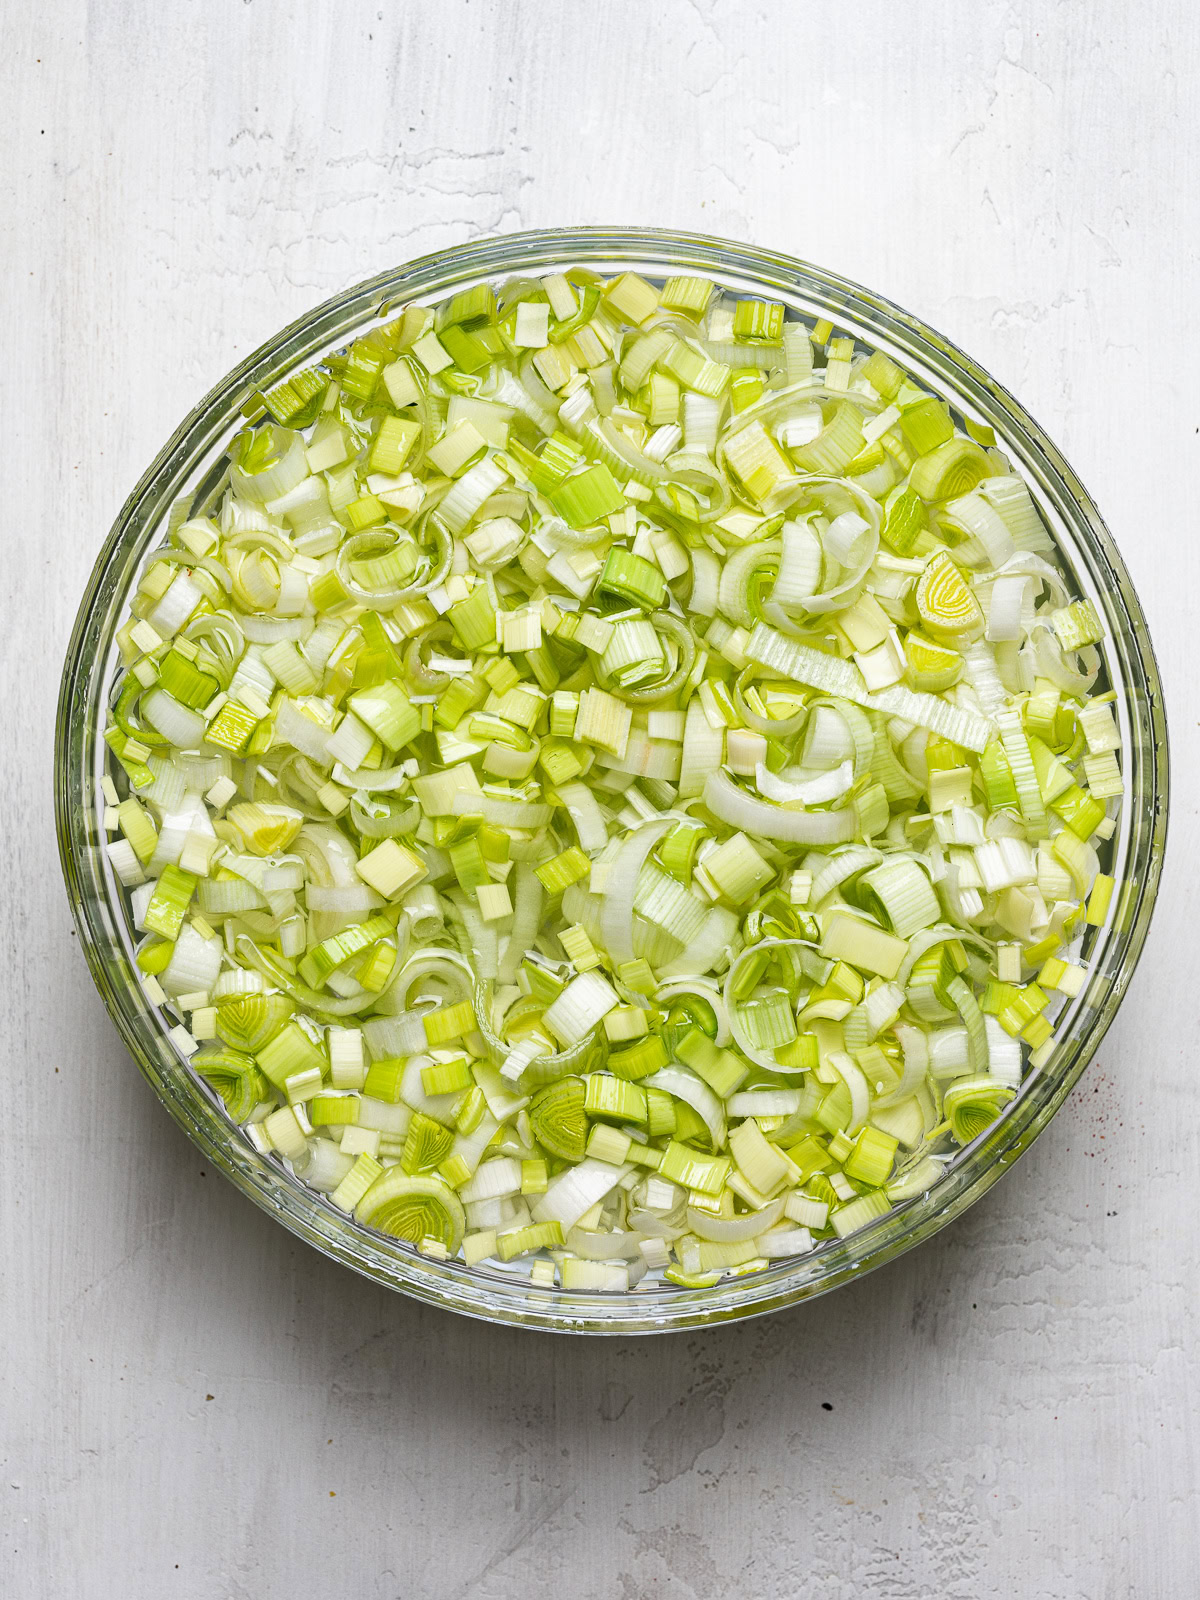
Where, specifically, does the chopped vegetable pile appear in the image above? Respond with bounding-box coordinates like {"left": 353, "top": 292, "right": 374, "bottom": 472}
{"left": 100, "top": 266, "right": 1122, "bottom": 1291}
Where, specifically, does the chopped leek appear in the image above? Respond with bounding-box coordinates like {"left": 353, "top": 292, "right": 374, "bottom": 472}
{"left": 102, "top": 263, "right": 1123, "bottom": 1289}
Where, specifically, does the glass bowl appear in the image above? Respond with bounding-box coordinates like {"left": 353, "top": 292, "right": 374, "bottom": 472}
{"left": 55, "top": 227, "right": 1168, "bottom": 1334}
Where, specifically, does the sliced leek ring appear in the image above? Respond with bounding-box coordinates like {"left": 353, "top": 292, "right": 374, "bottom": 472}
{"left": 908, "top": 437, "right": 991, "bottom": 501}
{"left": 903, "top": 629, "right": 964, "bottom": 691}
{"left": 214, "top": 991, "right": 295, "bottom": 1053}
{"left": 915, "top": 551, "right": 984, "bottom": 638}
{"left": 355, "top": 1170, "right": 466, "bottom": 1253}
{"left": 943, "top": 1075, "right": 1015, "bottom": 1147}
{"left": 529, "top": 1077, "right": 588, "bottom": 1163}
{"left": 193, "top": 1047, "right": 268, "bottom": 1121}
{"left": 227, "top": 801, "right": 304, "bottom": 856}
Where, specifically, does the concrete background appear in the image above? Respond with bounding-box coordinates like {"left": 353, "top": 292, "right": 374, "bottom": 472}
{"left": 4, "top": 2, "right": 1196, "bottom": 1595}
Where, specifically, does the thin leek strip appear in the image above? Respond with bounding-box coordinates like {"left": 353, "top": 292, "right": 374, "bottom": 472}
{"left": 721, "top": 383, "right": 881, "bottom": 452}
{"left": 600, "top": 818, "right": 676, "bottom": 969}
{"left": 497, "top": 865, "right": 544, "bottom": 985}
{"left": 747, "top": 623, "right": 993, "bottom": 752}
{"left": 687, "top": 546, "right": 721, "bottom": 617}
{"left": 801, "top": 703, "right": 862, "bottom": 771}
{"left": 555, "top": 781, "right": 608, "bottom": 855}
{"left": 1034, "top": 623, "right": 1101, "bottom": 697}
{"left": 655, "top": 905, "right": 740, "bottom": 980}
{"left": 703, "top": 771, "right": 858, "bottom": 846}
{"left": 857, "top": 858, "right": 941, "bottom": 938}
{"left": 686, "top": 1196, "right": 785, "bottom": 1243}
{"left": 806, "top": 845, "right": 883, "bottom": 907}
{"left": 872, "top": 1023, "right": 930, "bottom": 1109}
{"left": 769, "top": 518, "right": 822, "bottom": 612}
{"left": 642, "top": 1067, "right": 727, "bottom": 1149}
{"left": 635, "top": 863, "right": 708, "bottom": 948}
{"left": 449, "top": 791, "right": 552, "bottom": 829}
{"left": 445, "top": 891, "right": 499, "bottom": 983}
{"left": 754, "top": 759, "right": 854, "bottom": 806}
{"left": 827, "top": 1051, "right": 871, "bottom": 1133}
{"left": 678, "top": 698, "right": 724, "bottom": 800}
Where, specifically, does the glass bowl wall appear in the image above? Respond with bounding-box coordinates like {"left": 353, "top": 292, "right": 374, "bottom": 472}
{"left": 56, "top": 228, "right": 1168, "bottom": 1333}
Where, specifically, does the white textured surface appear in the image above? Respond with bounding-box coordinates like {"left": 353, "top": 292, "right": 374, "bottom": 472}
{"left": 3, "top": 2, "right": 1195, "bottom": 1595}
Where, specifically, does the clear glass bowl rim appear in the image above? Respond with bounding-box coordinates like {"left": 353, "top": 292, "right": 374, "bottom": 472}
{"left": 55, "top": 226, "right": 1169, "bottom": 1334}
